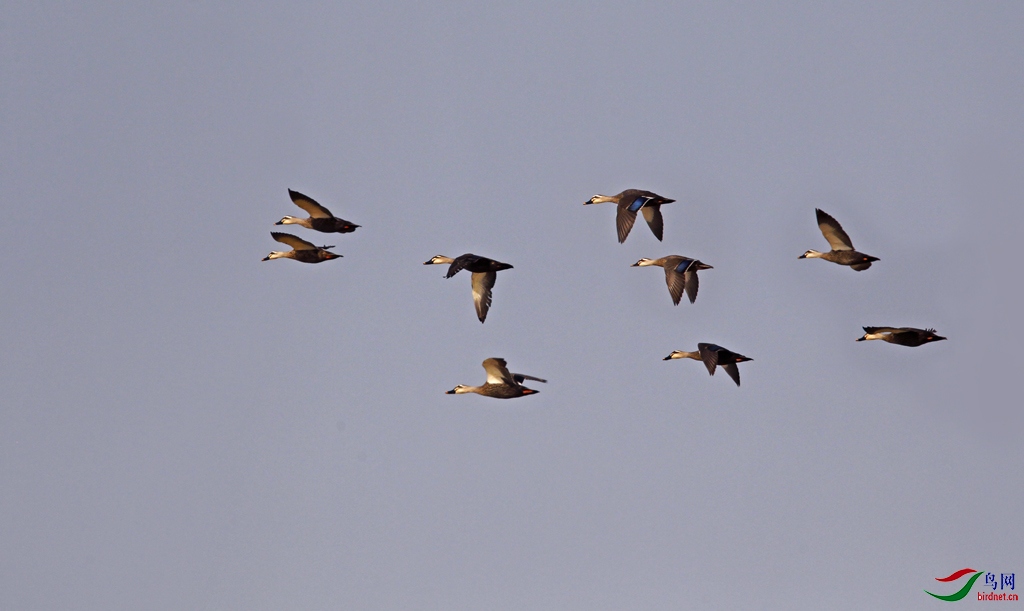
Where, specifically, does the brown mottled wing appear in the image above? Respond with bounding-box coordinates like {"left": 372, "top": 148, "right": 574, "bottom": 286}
{"left": 271, "top": 232, "right": 317, "bottom": 250}
{"left": 664, "top": 267, "right": 686, "bottom": 306}
{"left": 697, "top": 343, "right": 719, "bottom": 376}
{"left": 471, "top": 271, "right": 496, "bottom": 323}
{"left": 641, "top": 205, "right": 664, "bottom": 241}
{"left": 616, "top": 205, "right": 638, "bottom": 243}
{"left": 683, "top": 267, "right": 700, "bottom": 304}
{"left": 512, "top": 373, "right": 547, "bottom": 384}
{"left": 482, "top": 357, "right": 515, "bottom": 385}
{"left": 289, "top": 189, "right": 334, "bottom": 219}
{"left": 816, "top": 209, "right": 855, "bottom": 251}
{"left": 721, "top": 363, "right": 741, "bottom": 386}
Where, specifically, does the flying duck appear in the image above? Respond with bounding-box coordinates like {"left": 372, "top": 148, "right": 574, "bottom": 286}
{"left": 664, "top": 343, "right": 753, "bottom": 386}
{"left": 446, "top": 358, "right": 546, "bottom": 399}
{"left": 276, "top": 189, "right": 360, "bottom": 234}
{"left": 584, "top": 189, "right": 675, "bottom": 243}
{"left": 262, "top": 232, "right": 342, "bottom": 263}
{"left": 856, "top": 327, "right": 946, "bottom": 347}
{"left": 424, "top": 254, "right": 513, "bottom": 323}
{"left": 632, "top": 256, "right": 713, "bottom": 305}
{"left": 799, "top": 208, "right": 879, "bottom": 270}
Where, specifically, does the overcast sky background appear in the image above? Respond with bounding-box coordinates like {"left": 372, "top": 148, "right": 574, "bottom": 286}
{"left": 2, "top": 2, "right": 1022, "bottom": 609}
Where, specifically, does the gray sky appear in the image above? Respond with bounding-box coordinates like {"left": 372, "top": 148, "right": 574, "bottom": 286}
{"left": 2, "top": 2, "right": 1022, "bottom": 609}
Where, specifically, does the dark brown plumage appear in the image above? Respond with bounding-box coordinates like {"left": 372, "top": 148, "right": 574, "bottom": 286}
{"left": 856, "top": 327, "right": 946, "bottom": 347}
{"left": 262, "top": 232, "right": 342, "bottom": 263}
{"left": 276, "top": 189, "right": 360, "bottom": 234}
{"left": 664, "top": 343, "right": 753, "bottom": 386}
{"left": 585, "top": 189, "right": 676, "bottom": 243}
{"left": 632, "top": 256, "right": 713, "bottom": 305}
{"left": 446, "top": 358, "right": 546, "bottom": 398}
{"left": 424, "top": 254, "right": 513, "bottom": 322}
{"left": 799, "top": 208, "right": 878, "bottom": 271}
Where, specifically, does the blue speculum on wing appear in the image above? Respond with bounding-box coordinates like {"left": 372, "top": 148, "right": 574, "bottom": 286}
{"left": 628, "top": 197, "right": 650, "bottom": 212}
{"left": 674, "top": 259, "right": 694, "bottom": 273}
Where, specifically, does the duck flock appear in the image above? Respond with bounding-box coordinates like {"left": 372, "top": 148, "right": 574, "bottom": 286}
{"left": 263, "top": 188, "right": 946, "bottom": 397}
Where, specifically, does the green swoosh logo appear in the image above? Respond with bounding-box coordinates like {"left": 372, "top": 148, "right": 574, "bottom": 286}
{"left": 925, "top": 570, "right": 985, "bottom": 601}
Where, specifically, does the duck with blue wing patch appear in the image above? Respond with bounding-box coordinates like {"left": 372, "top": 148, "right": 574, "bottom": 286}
{"left": 585, "top": 189, "right": 675, "bottom": 243}
{"left": 632, "top": 256, "right": 713, "bottom": 305}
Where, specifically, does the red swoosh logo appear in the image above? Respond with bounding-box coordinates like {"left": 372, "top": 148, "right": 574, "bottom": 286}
{"left": 936, "top": 568, "right": 977, "bottom": 582}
